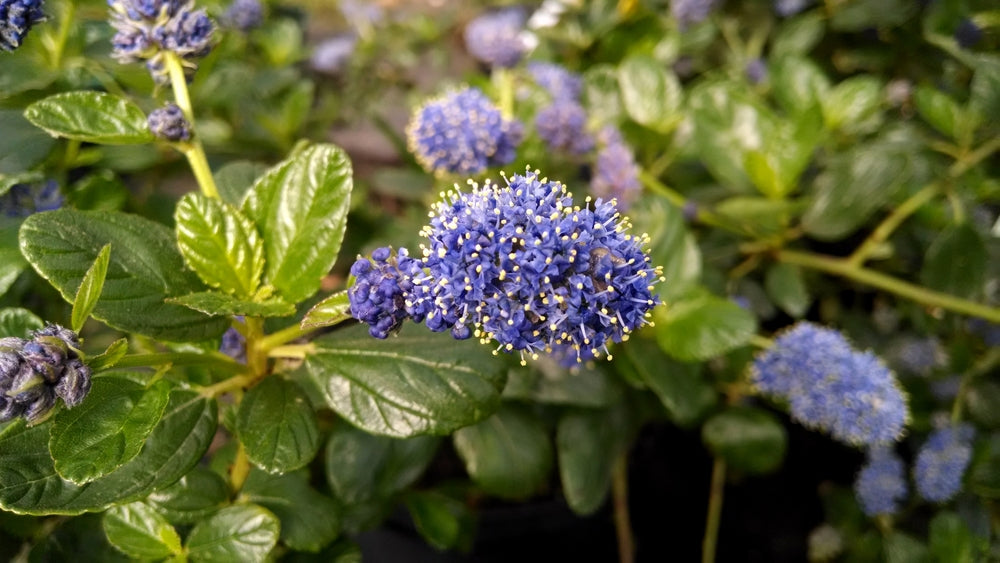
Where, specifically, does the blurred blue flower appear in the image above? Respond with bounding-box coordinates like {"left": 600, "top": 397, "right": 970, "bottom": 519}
{"left": 752, "top": 322, "right": 909, "bottom": 447}
{"left": 222, "top": 0, "right": 263, "bottom": 32}
{"left": 590, "top": 127, "right": 640, "bottom": 210}
{"left": 464, "top": 7, "right": 527, "bottom": 68}
{"left": 0, "top": 324, "right": 91, "bottom": 424}
{"left": 310, "top": 33, "right": 357, "bottom": 76}
{"left": 967, "top": 318, "right": 1000, "bottom": 347}
{"left": 890, "top": 336, "right": 944, "bottom": 377}
{"left": 148, "top": 102, "right": 191, "bottom": 142}
{"left": 0, "top": 180, "right": 62, "bottom": 217}
{"left": 109, "top": 0, "right": 214, "bottom": 83}
{"left": 854, "top": 446, "right": 908, "bottom": 516}
{"left": 528, "top": 62, "right": 582, "bottom": 101}
{"left": 406, "top": 87, "right": 523, "bottom": 175}
{"left": 914, "top": 423, "right": 974, "bottom": 502}
{"left": 955, "top": 18, "right": 982, "bottom": 49}
{"left": 774, "top": 0, "right": 811, "bottom": 17}
{"left": 339, "top": 0, "right": 382, "bottom": 31}
{"left": 535, "top": 100, "right": 594, "bottom": 156}
{"left": 745, "top": 58, "right": 768, "bottom": 84}
{"left": 671, "top": 0, "right": 717, "bottom": 29}
{"left": 1, "top": 0, "right": 44, "bottom": 51}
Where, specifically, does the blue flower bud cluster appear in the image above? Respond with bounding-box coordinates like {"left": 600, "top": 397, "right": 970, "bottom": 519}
{"left": 751, "top": 322, "right": 909, "bottom": 447}
{"left": 854, "top": 446, "right": 908, "bottom": 516}
{"left": 1, "top": 0, "right": 44, "bottom": 51}
{"left": 590, "top": 126, "right": 641, "bottom": 210}
{"left": 463, "top": 7, "right": 527, "bottom": 68}
{"left": 219, "top": 316, "right": 246, "bottom": 364}
{"left": 348, "top": 170, "right": 664, "bottom": 364}
{"left": 222, "top": 0, "right": 262, "bottom": 32}
{"left": 0, "top": 180, "right": 62, "bottom": 217}
{"left": 108, "top": 0, "right": 214, "bottom": 83}
{"left": 528, "top": 62, "right": 583, "bottom": 102}
{"left": 535, "top": 101, "right": 594, "bottom": 156}
{"left": 0, "top": 324, "right": 91, "bottom": 424}
{"left": 147, "top": 102, "right": 191, "bottom": 142}
{"left": 407, "top": 87, "right": 523, "bottom": 176}
{"left": 914, "top": 423, "right": 974, "bottom": 502}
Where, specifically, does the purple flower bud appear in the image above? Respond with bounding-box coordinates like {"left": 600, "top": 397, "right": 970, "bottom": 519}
{"left": 222, "top": 0, "right": 262, "bottom": 32}
{"left": 535, "top": 100, "right": 594, "bottom": 156}
{"left": 148, "top": 103, "right": 192, "bottom": 142}
{"left": 109, "top": 0, "right": 215, "bottom": 83}
{"left": 0, "top": 0, "right": 45, "bottom": 51}
{"left": 464, "top": 8, "right": 527, "bottom": 68}
{"left": 854, "top": 446, "right": 908, "bottom": 516}
{"left": 955, "top": 18, "right": 982, "bottom": 49}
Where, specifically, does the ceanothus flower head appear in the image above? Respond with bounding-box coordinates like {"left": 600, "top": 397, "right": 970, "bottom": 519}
{"left": 1, "top": 0, "right": 44, "bottom": 51}
{"left": 671, "top": 0, "right": 718, "bottom": 29}
{"left": 0, "top": 324, "right": 91, "bottom": 424}
{"left": 751, "top": 322, "right": 909, "bottom": 447}
{"left": 348, "top": 247, "right": 424, "bottom": 339}
{"left": 528, "top": 62, "right": 582, "bottom": 101}
{"left": 108, "top": 0, "right": 214, "bottom": 83}
{"left": 148, "top": 102, "right": 191, "bottom": 142}
{"left": 464, "top": 7, "right": 527, "bottom": 68}
{"left": 914, "top": 423, "right": 974, "bottom": 502}
{"left": 854, "top": 446, "right": 908, "bottom": 516}
{"left": 222, "top": 0, "right": 263, "bottom": 32}
{"left": 590, "top": 127, "right": 640, "bottom": 210}
{"left": 535, "top": 100, "right": 594, "bottom": 156}
{"left": 1, "top": 180, "right": 62, "bottom": 217}
{"left": 406, "top": 87, "right": 523, "bottom": 176}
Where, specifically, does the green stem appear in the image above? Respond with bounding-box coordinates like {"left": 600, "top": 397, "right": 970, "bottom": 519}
{"left": 268, "top": 343, "right": 315, "bottom": 359}
{"left": 950, "top": 134, "right": 1000, "bottom": 178}
{"left": 230, "top": 442, "right": 251, "bottom": 494}
{"left": 749, "top": 334, "right": 773, "bottom": 349}
{"left": 49, "top": 0, "right": 76, "bottom": 70}
{"left": 496, "top": 67, "right": 515, "bottom": 120}
{"left": 258, "top": 322, "right": 322, "bottom": 351}
{"left": 111, "top": 352, "right": 246, "bottom": 373}
{"left": 702, "top": 457, "right": 726, "bottom": 563}
{"left": 951, "top": 374, "right": 969, "bottom": 424}
{"left": 612, "top": 454, "right": 635, "bottom": 563}
{"left": 846, "top": 183, "right": 940, "bottom": 267}
{"left": 199, "top": 373, "right": 253, "bottom": 398}
{"left": 163, "top": 52, "right": 220, "bottom": 200}
{"left": 777, "top": 250, "right": 1000, "bottom": 323}
{"left": 638, "top": 170, "right": 746, "bottom": 235}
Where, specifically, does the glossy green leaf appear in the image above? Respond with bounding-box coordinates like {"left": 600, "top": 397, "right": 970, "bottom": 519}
{"left": 920, "top": 224, "right": 987, "bottom": 299}
{"left": 453, "top": 405, "right": 552, "bottom": 500}
{"left": 503, "top": 361, "right": 622, "bottom": 407}
{"left": 632, "top": 198, "right": 700, "bottom": 300}
{"left": 618, "top": 54, "right": 682, "bottom": 132}
{"left": 0, "top": 219, "right": 27, "bottom": 298}
{"left": 702, "top": 407, "right": 787, "bottom": 474}
{"left": 237, "top": 376, "right": 319, "bottom": 473}
{"left": 102, "top": 502, "right": 182, "bottom": 560}
{"left": 765, "top": 263, "right": 810, "bottom": 318}
{"left": 771, "top": 12, "right": 825, "bottom": 57}
{"left": 618, "top": 337, "right": 715, "bottom": 427}
{"left": 19, "top": 209, "right": 229, "bottom": 341}
{"left": 404, "top": 491, "right": 474, "bottom": 551}
{"left": 71, "top": 243, "right": 110, "bottom": 333}
{"left": 186, "top": 504, "right": 279, "bottom": 563}
{"left": 0, "top": 307, "right": 43, "bottom": 338}
{"left": 87, "top": 339, "right": 130, "bottom": 372}
{"left": 714, "top": 196, "right": 802, "bottom": 237}
{"left": 0, "top": 388, "right": 217, "bottom": 514}
{"left": 301, "top": 291, "right": 351, "bottom": 329}
{"left": 557, "top": 405, "right": 628, "bottom": 515}
{"left": 821, "top": 76, "right": 883, "bottom": 133}
{"left": 913, "top": 86, "right": 973, "bottom": 141}
{"left": 243, "top": 144, "right": 353, "bottom": 304}
{"left": 214, "top": 160, "right": 269, "bottom": 208}
{"left": 583, "top": 65, "right": 623, "bottom": 124}
{"left": 168, "top": 291, "right": 295, "bottom": 317}
{"left": 146, "top": 468, "right": 229, "bottom": 525}
{"left": 23, "top": 91, "right": 153, "bottom": 145}
{"left": 655, "top": 292, "right": 756, "bottom": 362}
{"left": 242, "top": 468, "right": 341, "bottom": 552}
{"left": 928, "top": 512, "right": 973, "bottom": 563}
{"left": 50, "top": 377, "right": 172, "bottom": 484}
{"left": 0, "top": 110, "right": 56, "bottom": 174}
{"left": 305, "top": 324, "right": 506, "bottom": 437}
{"left": 771, "top": 56, "right": 830, "bottom": 116}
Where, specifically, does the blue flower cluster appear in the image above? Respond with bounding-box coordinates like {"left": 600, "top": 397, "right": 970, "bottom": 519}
{"left": 590, "top": 127, "right": 641, "bottom": 210}
{"left": 222, "top": 0, "right": 262, "bottom": 32}
{"left": 854, "top": 447, "right": 908, "bottom": 516}
{"left": 463, "top": 7, "right": 526, "bottom": 68}
{"left": 407, "top": 87, "right": 523, "bottom": 176}
{"left": 0, "top": 324, "right": 91, "bottom": 424}
{"left": 751, "top": 322, "right": 909, "bottom": 447}
{"left": 108, "top": 0, "right": 214, "bottom": 83}
{"left": 535, "top": 100, "right": 594, "bottom": 156}
{"left": 310, "top": 33, "right": 357, "bottom": 76}
{"left": 528, "top": 62, "right": 583, "bottom": 101}
{"left": 1, "top": 0, "right": 43, "bottom": 51}
{"left": 348, "top": 170, "right": 663, "bottom": 364}
{"left": 147, "top": 102, "right": 191, "bottom": 142}
{"left": 671, "top": 0, "right": 718, "bottom": 29}
{"left": 0, "top": 180, "right": 62, "bottom": 217}
{"left": 914, "top": 423, "right": 974, "bottom": 502}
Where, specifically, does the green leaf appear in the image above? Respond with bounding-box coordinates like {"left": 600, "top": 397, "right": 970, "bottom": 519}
{"left": 830, "top": 0, "right": 914, "bottom": 31}
{"left": 920, "top": 224, "right": 987, "bottom": 299}
{"left": 0, "top": 219, "right": 27, "bottom": 298}
{"left": 0, "top": 388, "right": 217, "bottom": 514}
{"left": 965, "top": 379, "right": 1000, "bottom": 429}
{"left": 243, "top": 469, "right": 341, "bottom": 552}
{"left": 617, "top": 54, "right": 682, "bottom": 132}
{"left": 618, "top": 337, "right": 715, "bottom": 427}
{"left": 771, "top": 12, "right": 825, "bottom": 58}
{"left": 820, "top": 76, "right": 884, "bottom": 133}
{"left": 23, "top": 91, "right": 154, "bottom": 145}
{"left": 301, "top": 291, "right": 351, "bottom": 329}
{"left": 305, "top": 324, "right": 506, "bottom": 437}
{"left": 503, "top": 361, "right": 622, "bottom": 407}
{"left": 214, "top": 160, "right": 270, "bottom": 208}
{"left": 928, "top": 512, "right": 973, "bottom": 563}
{"left": 969, "top": 59, "right": 1000, "bottom": 124}
{"left": 404, "top": 491, "right": 474, "bottom": 551}
{"left": 714, "top": 196, "right": 802, "bottom": 237}
{"left": 557, "top": 406, "right": 628, "bottom": 515}
{"left": 147, "top": 468, "right": 229, "bottom": 525}
{"left": 764, "top": 263, "right": 810, "bottom": 318}
{"left": 50, "top": 378, "right": 173, "bottom": 484}
{"left": 29, "top": 514, "right": 129, "bottom": 562}
{"left": 237, "top": 376, "right": 319, "bottom": 473}
{"left": 102, "top": 502, "right": 182, "bottom": 560}
{"left": 243, "top": 144, "right": 353, "bottom": 304}
{"left": 87, "top": 339, "right": 130, "bottom": 372}
{"left": 655, "top": 292, "right": 756, "bottom": 362}
{"left": 453, "top": 405, "right": 552, "bottom": 500}
{"left": 631, "top": 198, "right": 700, "bottom": 300}
{"left": 913, "top": 86, "right": 973, "bottom": 141}
{"left": 702, "top": 407, "right": 787, "bottom": 474}
{"left": 0, "top": 307, "right": 43, "bottom": 338}
{"left": 186, "top": 504, "right": 279, "bottom": 563}
{"left": 771, "top": 56, "right": 830, "bottom": 116}
{"left": 583, "top": 65, "right": 623, "bottom": 124}
{"left": 168, "top": 291, "right": 295, "bottom": 317}
{"left": 968, "top": 436, "right": 1000, "bottom": 499}
{"left": 883, "top": 531, "right": 930, "bottom": 563}
{"left": 175, "top": 193, "right": 265, "bottom": 299}
{"left": 71, "top": 243, "right": 110, "bottom": 333}
{"left": 19, "top": 209, "right": 229, "bottom": 341}
{"left": 0, "top": 110, "right": 57, "bottom": 174}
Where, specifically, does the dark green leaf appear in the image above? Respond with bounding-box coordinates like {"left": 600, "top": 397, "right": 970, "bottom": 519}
{"left": 928, "top": 512, "right": 973, "bottom": 563}
{"left": 68, "top": 170, "right": 129, "bottom": 212}
{"left": 702, "top": 407, "right": 787, "bottom": 474}
{"left": 404, "top": 491, "right": 474, "bottom": 551}
{"left": 0, "top": 110, "right": 56, "bottom": 174}
{"left": 71, "top": 243, "right": 110, "bottom": 333}
{"left": 243, "top": 144, "right": 353, "bottom": 304}
{"left": 19, "top": 209, "right": 229, "bottom": 341}
{"left": 176, "top": 193, "right": 265, "bottom": 299}
{"left": 50, "top": 377, "right": 172, "bottom": 484}
{"left": 102, "top": 502, "right": 182, "bottom": 560}
{"left": 186, "top": 504, "right": 279, "bottom": 563}
{"left": 913, "top": 86, "right": 973, "bottom": 141}
{"left": 214, "top": 161, "right": 270, "bottom": 208}
{"left": 503, "top": 361, "right": 622, "bottom": 407}
{"left": 618, "top": 337, "right": 715, "bottom": 427}
{"left": 23, "top": 91, "right": 153, "bottom": 145}
{"left": 0, "top": 219, "right": 27, "bottom": 297}
{"left": 243, "top": 469, "right": 341, "bottom": 552}
{"left": 830, "top": 0, "right": 914, "bottom": 31}
{"left": 0, "top": 307, "right": 43, "bottom": 338}
{"left": 557, "top": 406, "right": 628, "bottom": 515}
{"left": 28, "top": 514, "right": 129, "bottom": 562}
{"left": 87, "top": 339, "right": 130, "bottom": 372}
{"left": 655, "top": 292, "right": 756, "bottom": 362}
{"left": 920, "top": 224, "right": 987, "bottom": 299}
{"left": 168, "top": 291, "right": 295, "bottom": 317}
{"left": 453, "top": 405, "right": 552, "bottom": 500}
{"left": 305, "top": 324, "right": 506, "bottom": 437}
{"left": 631, "top": 198, "right": 700, "bottom": 300}
{"left": 146, "top": 468, "right": 229, "bottom": 525}
{"left": 883, "top": 532, "right": 930, "bottom": 563}
{"left": 765, "top": 263, "right": 810, "bottom": 318}
{"left": 968, "top": 438, "right": 1000, "bottom": 499}
{"left": 618, "top": 54, "right": 682, "bottom": 132}
{"left": 237, "top": 376, "right": 319, "bottom": 473}
{"left": 301, "top": 291, "right": 351, "bottom": 329}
